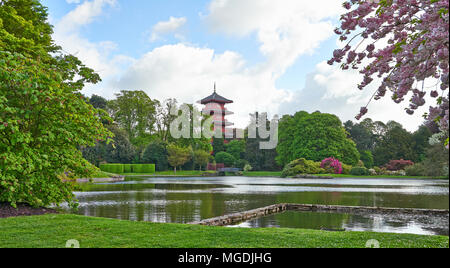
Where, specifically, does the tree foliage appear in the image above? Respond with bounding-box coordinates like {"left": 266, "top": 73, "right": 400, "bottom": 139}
{"left": 167, "top": 144, "right": 191, "bottom": 173}
{"left": 277, "top": 111, "right": 360, "bottom": 166}
{"left": 214, "top": 152, "right": 236, "bottom": 167}
{"left": 0, "top": 1, "right": 111, "bottom": 208}
{"left": 372, "top": 122, "right": 416, "bottom": 166}
{"left": 193, "top": 149, "right": 210, "bottom": 171}
{"left": 108, "top": 90, "right": 157, "bottom": 146}
{"left": 142, "top": 140, "right": 169, "bottom": 171}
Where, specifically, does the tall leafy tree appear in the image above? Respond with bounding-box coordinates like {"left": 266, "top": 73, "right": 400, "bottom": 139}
{"left": 412, "top": 125, "right": 433, "bottom": 162}
{"left": 108, "top": 90, "right": 157, "bottom": 146}
{"left": 226, "top": 140, "right": 246, "bottom": 160}
{"left": 277, "top": 111, "right": 360, "bottom": 166}
{"left": 167, "top": 144, "right": 192, "bottom": 173}
{"left": 373, "top": 122, "right": 416, "bottom": 166}
{"left": 142, "top": 140, "right": 169, "bottom": 171}
{"left": 155, "top": 98, "right": 178, "bottom": 142}
{"left": 193, "top": 149, "right": 210, "bottom": 171}
{"left": 0, "top": 1, "right": 111, "bottom": 208}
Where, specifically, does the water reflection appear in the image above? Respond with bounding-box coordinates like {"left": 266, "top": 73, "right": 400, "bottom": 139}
{"left": 66, "top": 176, "right": 449, "bottom": 235}
{"left": 231, "top": 211, "right": 449, "bottom": 236}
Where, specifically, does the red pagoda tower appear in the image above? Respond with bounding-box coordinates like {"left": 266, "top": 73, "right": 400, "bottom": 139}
{"left": 200, "top": 83, "right": 234, "bottom": 138}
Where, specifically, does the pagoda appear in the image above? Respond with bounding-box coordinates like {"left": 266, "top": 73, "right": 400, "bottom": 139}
{"left": 200, "top": 83, "right": 234, "bottom": 138}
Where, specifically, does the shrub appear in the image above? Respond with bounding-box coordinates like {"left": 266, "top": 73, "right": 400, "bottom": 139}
{"left": 386, "top": 159, "right": 414, "bottom": 171}
{"left": 100, "top": 164, "right": 124, "bottom": 174}
{"left": 215, "top": 152, "right": 236, "bottom": 167}
{"left": 132, "top": 164, "right": 156, "bottom": 174}
{"left": 123, "top": 164, "right": 133, "bottom": 173}
{"left": 320, "top": 157, "right": 343, "bottom": 174}
{"left": 342, "top": 164, "right": 352, "bottom": 175}
{"left": 373, "top": 166, "right": 381, "bottom": 175}
{"left": 235, "top": 159, "right": 250, "bottom": 169}
{"left": 360, "top": 150, "right": 374, "bottom": 168}
{"left": 350, "top": 167, "right": 369, "bottom": 176}
{"left": 244, "top": 164, "right": 253, "bottom": 172}
{"left": 405, "top": 163, "right": 426, "bottom": 177}
{"left": 281, "top": 158, "right": 323, "bottom": 178}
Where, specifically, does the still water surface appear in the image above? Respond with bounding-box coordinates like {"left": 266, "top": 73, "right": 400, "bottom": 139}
{"left": 69, "top": 177, "right": 449, "bottom": 235}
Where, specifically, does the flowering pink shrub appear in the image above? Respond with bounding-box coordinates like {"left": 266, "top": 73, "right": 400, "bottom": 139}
{"left": 386, "top": 159, "right": 414, "bottom": 171}
{"left": 321, "top": 157, "right": 343, "bottom": 174}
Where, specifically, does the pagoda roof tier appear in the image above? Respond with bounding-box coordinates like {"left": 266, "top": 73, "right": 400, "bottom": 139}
{"left": 213, "top": 120, "right": 234, "bottom": 127}
{"left": 200, "top": 91, "right": 233, "bottom": 104}
{"left": 202, "top": 108, "right": 234, "bottom": 115}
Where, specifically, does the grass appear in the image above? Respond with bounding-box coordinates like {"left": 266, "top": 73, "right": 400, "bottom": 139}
{"left": 242, "top": 171, "right": 282, "bottom": 177}
{"left": 87, "top": 170, "right": 120, "bottom": 179}
{"left": 0, "top": 214, "right": 447, "bottom": 248}
{"left": 122, "top": 170, "right": 217, "bottom": 176}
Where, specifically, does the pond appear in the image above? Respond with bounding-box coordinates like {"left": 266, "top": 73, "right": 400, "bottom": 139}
{"left": 67, "top": 176, "right": 449, "bottom": 235}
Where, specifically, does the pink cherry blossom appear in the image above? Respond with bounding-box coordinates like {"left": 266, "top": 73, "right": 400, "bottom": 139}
{"left": 330, "top": 0, "right": 449, "bottom": 141}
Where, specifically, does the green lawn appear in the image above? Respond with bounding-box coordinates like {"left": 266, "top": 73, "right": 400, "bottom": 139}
{"left": 0, "top": 214, "right": 447, "bottom": 248}
{"left": 122, "top": 170, "right": 217, "bottom": 176}
{"left": 93, "top": 169, "right": 447, "bottom": 180}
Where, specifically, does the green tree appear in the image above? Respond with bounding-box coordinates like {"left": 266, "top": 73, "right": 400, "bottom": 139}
{"left": 193, "top": 150, "right": 210, "bottom": 171}
{"left": 244, "top": 113, "right": 279, "bottom": 171}
{"left": 277, "top": 111, "right": 360, "bottom": 166}
{"left": 373, "top": 122, "right": 416, "bottom": 166}
{"left": 155, "top": 98, "right": 177, "bottom": 142}
{"left": 226, "top": 140, "right": 246, "bottom": 160}
{"left": 215, "top": 152, "right": 236, "bottom": 167}
{"left": 344, "top": 119, "right": 377, "bottom": 152}
{"left": 167, "top": 144, "right": 192, "bottom": 173}
{"left": 360, "top": 150, "right": 374, "bottom": 169}
{"left": 0, "top": 1, "right": 111, "bottom": 208}
{"left": 89, "top": 94, "right": 108, "bottom": 110}
{"left": 142, "top": 140, "right": 168, "bottom": 171}
{"left": 212, "top": 137, "right": 225, "bottom": 155}
{"left": 108, "top": 90, "right": 157, "bottom": 146}
{"left": 82, "top": 124, "right": 135, "bottom": 166}
{"left": 412, "top": 125, "right": 432, "bottom": 163}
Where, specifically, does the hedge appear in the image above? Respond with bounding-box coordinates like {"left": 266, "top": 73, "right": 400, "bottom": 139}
{"left": 123, "top": 164, "right": 133, "bottom": 173}
{"left": 100, "top": 164, "right": 156, "bottom": 174}
{"left": 132, "top": 164, "right": 156, "bottom": 174}
{"left": 100, "top": 164, "right": 124, "bottom": 174}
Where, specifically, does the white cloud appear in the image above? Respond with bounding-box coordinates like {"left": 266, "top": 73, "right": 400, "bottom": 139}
{"left": 52, "top": 0, "right": 134, "bottom": 97}
{"left": 52, "top": 0, "right": 430, "bottom": 132}
{"left": 58, "top": 0, "right": 117, "bottom": 32}
{"left": 150, "top": 17, "right": 187, "bottom": 42}
{"left": 205, "top": 0, "right": 344, "bottom": 75}
{"left": 111, "top": 44, "right": 292, "bottom": 128}
{"left": 280, "top": 61, "right": 434, "bottom": 132}
{"left": 107, "top": 0, "right": 345, "bottom": 128}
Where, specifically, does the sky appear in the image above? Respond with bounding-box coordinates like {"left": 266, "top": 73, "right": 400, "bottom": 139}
{"left": 41, "top": 0, "right": 432, "bottom": 131}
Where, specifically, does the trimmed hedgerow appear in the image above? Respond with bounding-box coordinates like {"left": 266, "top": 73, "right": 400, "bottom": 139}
{"left": 123, "top": 164, "right": 133, "bottom": 173}
{"left": 100, "top": 164, "right": 124, "bottom": 174}
{"left": 131, "top": 164, "right": 156, "bottom": 174}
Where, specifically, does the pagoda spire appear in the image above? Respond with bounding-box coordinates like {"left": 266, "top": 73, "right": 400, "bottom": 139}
{"left": 214, "top": 82, "right": 216, "bottom": 93}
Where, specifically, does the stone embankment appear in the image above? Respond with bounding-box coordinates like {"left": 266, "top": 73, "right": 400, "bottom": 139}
{"left": 189, "top": 204, "right": 449, "bottom": 226}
